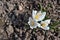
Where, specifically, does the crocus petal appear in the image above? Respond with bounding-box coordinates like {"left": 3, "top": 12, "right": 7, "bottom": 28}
{"left": 38, "top": 20, "right": 50, "bottom": 30}
{"left": 32, "top": 10, "right": 37, "bottom": 18}
{"left": 38, "top": 12, "right": 46, "bottom": 21}
{"left": 28, "top": 21, "right": 30, "bottom": 25}
{"left": 28, "top": 17, "right": 38, "bottom": 29}
{"left": 37, "top": 23, "right": 41, "bottom": 27}
{"left": 33, "top": 26, "right": 37, "bottom": 28}
{"left": 32, "top": 10, "right": 46, "bottom": 21}
{"left": 29, "top": 17, "right": 32, "bottom": 21}
{"left": 30, "top": 26, "right": 37, "bottom": 29}
{"left": 37, "top": 11, "right": 41, "bottom": 14}
{"left": 40, "top": 26, "right": 49, "bottom": 30}
{"left": 30, "top": 26, "right": 34, "bottom": 29}
{"left": 28, "top": 17, "right": 32, "bottom": 25}
{"left": 41, "top": 21, "right": 48, "bottom": 27}
{"left": 45, "top": 19, "right": 51, "bottom": 24}
{"left": 30, "top": 24, "right": 38, "bottom": 29}
{"left": 34, "top": 11, "right": 42, "bottom": 21}
{"left": 44, "top": 26, "right": 50, "bottom": 30}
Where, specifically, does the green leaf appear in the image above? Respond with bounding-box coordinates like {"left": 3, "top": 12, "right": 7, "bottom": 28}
{"left": 43, "top": 16, "right": 49, "bottom": 21}
{"left": 50, "top": 21, "right": 60, "bottom": 30}
{"left": 38, "top": 4, "right": 41, "bottom": 10}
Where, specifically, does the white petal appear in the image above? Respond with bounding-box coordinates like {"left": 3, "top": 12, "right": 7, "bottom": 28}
{"left": 41, "top": 21, "right": 48, "bottom": 27}
{"left": 33, "top": 11, "right": 42, "bottom": 21}
{"left": 40, "top": 26, "right": 49, "bottom": 30}
{"left": 40, "top": 26, "right": 45, "bottom": 30}
{"left": 44, "top": 26, "right": 50, "bottom": 30}
{"left": 32, "top": 10, "right": 42, "bottom": 21}
{"left": 45, "top": 19, "right": 51, "bottom": 24}
{"left": 42, "top": 12, "right": 46, "bottom": 17}
{"left": 29, "top": 17, "right": 32, "bottom": 21}
{"left": 32, "top": 22, "right": 38, "bottom": 28}
{"left": 32, "top": 10, "right": 37, "bottom": 18}
{"left": 28, "top": 17, "right": 38, "bottom": 29}
{"left": 38, "top": 12, "right": 46, "bottom": 21}
{"left": 43, "top": 12, "right": 46, "bottom": 14}
{"left": 30, "top": 26, "right": 34, "bottom": 29}
{"left": 28, "top": 21, "right": 30, "bottom": 25}
{"left": 30, "top": 25, "right": 37, "bottom": 29}
{"left": 37, "top": 23, "right": 41, "bottom": 27}
{"left": 28, "top": 17, "right": 32, "bottom": 25}
{"left": 34, "top": 26, "right": 37, "bottom": 28}
{"left": 37, "top": 11, "right": 41, "bottom": 14}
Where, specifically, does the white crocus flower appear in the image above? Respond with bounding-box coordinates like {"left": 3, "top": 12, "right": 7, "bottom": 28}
{"left": 38, "top": 19, "right": 51, "bottom": 30}
{"left": 28, "top": 17, "right": 39, "bottom": 29}
{"left": 32, "top": 10, "right": 46, "bottom": 21}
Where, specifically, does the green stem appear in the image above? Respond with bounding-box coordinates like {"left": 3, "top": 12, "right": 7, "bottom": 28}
{"left": 39, "top": 3, "right": 42, "bottom": 11}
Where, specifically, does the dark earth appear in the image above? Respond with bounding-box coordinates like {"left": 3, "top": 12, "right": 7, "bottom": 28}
{"left": 0, "top": 0, "right": 60, "bottom": 40}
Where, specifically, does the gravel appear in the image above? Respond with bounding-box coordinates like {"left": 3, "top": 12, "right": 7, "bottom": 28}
{"left": 0, "top": 0, "right": 60, "bottom": 40}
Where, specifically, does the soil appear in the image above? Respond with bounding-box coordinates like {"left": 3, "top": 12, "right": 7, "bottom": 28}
{"left": 0, "top": 0, "right": 60, "bottom": 40}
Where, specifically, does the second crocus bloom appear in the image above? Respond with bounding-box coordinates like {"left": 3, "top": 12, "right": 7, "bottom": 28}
{"left": 38, "top": 19, "right": 51, "bottom": 30}
{"left": 28, "top": 17, "right": 40, "bottom": 29}
{"left": 32, "top": 10, "right": 46, "bottom": 21}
